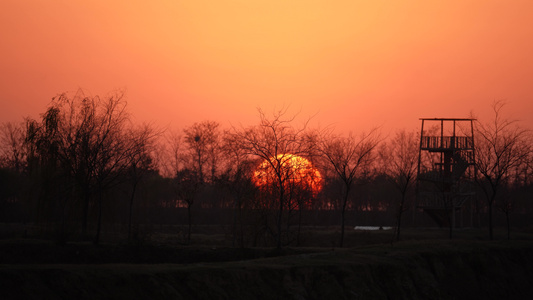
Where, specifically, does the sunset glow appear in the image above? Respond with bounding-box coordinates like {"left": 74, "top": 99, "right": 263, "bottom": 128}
{"left": 253, "top": 154, "right": 322, "bottom": 195}
{"left": 1, "top": 1, "right": 532, "bottom": 133}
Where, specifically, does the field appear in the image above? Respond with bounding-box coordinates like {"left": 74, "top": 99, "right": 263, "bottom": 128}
{"left": 1, "top": 225, "right": 533, "bottom": 299}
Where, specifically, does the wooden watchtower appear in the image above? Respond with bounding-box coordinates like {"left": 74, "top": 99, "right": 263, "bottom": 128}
{"left": 416, "top": 118, "right": 476, "bottom": 230}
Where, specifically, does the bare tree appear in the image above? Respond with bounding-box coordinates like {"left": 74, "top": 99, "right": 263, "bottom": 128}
{"left": 125, "top": 124, "right": 158, "bottom": 241}
{"left": 158, "top": 129, "right": 196, "bottom": 242}
{"left": 0, "top": 122, "right": 31, "bottom": 228}
{"left": 285, "top": 157, "right": 321, "bottom": 246}
{"left": 174, "top": 168, "right": 199, "bottom": 243}
{"left": 378, "top": 129, "right": 418, "bottom": 242}
{"left": 157, "top": 129, "right": 183, "bottom": 178}
{"left": 25, "top": 104, "right": 71, "bottom": 243}
{"left": 254, "top": 152, "right": 321, "bottom": 246}
{"left": 319, "top": 129, "right": 381, "bottom": 247}
{"left": 230, "top": 108, "right": 315, "bottom": 249}
{"left": 91, "top": 94, "right": 132, "bottom": 244}
{"left": 220, "top": 131, "right": 258, "bottom": 247}
{"left": 170, "top": 121, "right": 222, "bottom": 243}
{"left": 25, "top": 90, "right": 134, "bottom": 244}
{"left": 183, "top": 121, "right": 222, "bottom": 184}
{"left": 0, "top": 122, "right": 27, "bottom": 172}
{"left": 475, "top": 100, "right": 531, "bottom": 240}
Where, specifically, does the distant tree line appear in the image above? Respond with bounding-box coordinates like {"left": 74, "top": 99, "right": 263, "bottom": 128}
{"left": 0, "top": 92, "right": 531, "bottom": 246}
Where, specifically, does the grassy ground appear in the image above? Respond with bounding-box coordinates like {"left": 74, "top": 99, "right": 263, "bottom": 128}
{"left": 1, "top": 223, "right": 532, "bottom": 264}
{"left": 1, "top": 238, "right": 533, "bottom": 299}
{"left": 1, "top": 224, "right": 533, "bottom": 299}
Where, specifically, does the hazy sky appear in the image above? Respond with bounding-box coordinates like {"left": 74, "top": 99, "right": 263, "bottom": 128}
{"left": 1, "top": 0, "right": 532, "bottom": 134}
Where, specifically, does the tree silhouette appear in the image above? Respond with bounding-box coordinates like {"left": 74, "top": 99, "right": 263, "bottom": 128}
{"left": 378, "top": 129, "right": 418, "bottom": 242}
{"left": 221, "top": 132, "right": 258, "bottom": 247}
{"left": 474, "top": 100, "right": 531, "bottom": 240}
{"left": 0, "top": 122, "right": 27, "bottom": 172}
{"left": 174, "top": 168, "right": 199, "bottom": 243}
{"left": 183, "top": 121, "right": 222, "bottom": 184}
{"left": 24, "top": 90, "right": 147, "bottom": 244}
{"left": 158, "top": 129, "right": 183, "bottom": 178}
{"left": 0, "top": 122, "right": 29, "bottom": 226}
{"left": 125, "top": 124, "right": 158, "bottom": 241}
{"left": 230, "top": 108, "right": 315, "bottom": 249}
{"left": 25, "top": 104, "right": 71, "bottom": 243}
{"left": 319, "top": 129, "right": 380, "bottom": 247}
{"left": 254, "top": 154, "right": 321, "bottom": 246}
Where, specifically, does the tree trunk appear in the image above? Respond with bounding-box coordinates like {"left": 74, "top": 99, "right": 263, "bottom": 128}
{"left": 396, "top": 202, "right": 403, "bottom": 242}
{"left": 276, "top": 187, "right": 284, "bottom": 249}
{"left": 93, "top": 189, "right": 103, "bottom": 245}
{"left": 81, "top": 189, "right": 90, "bottom": 238}
{"left": 232, "top": 195, "right": 244, "bottom": 248}
{"left": 488, "top": 199, "right": 494, "bottom": 240}
{"left": 506, "top": 211, "right": 510, "bottom": 240}
{"left": 128, "top": 181, "right": 138, "bottom": 240}
{"left": 56, "top": 195, "right": 68, "bottom": 245}
{"left": 297, "top": 206, "right": 303, "bottom": 247}
{"left": 187, "top": 203, "right": 192, "bottom": 244}
{"left": 339, "top": 186, "right": 350, "bottom": 248}
{"left": 395, "top": 188, "right": 409, "bottom": 242}
{"left": 448, "top": 209, "right": 453, "bottom": 239}
{"left": 238, "top": 196, "right": 245, "bottom": 248}
{"left": 232, "top": 199, "right": 238, "bottom": 247}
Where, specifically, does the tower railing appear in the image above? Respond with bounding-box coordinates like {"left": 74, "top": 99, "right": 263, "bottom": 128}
{"left": 420, "top": 136, "right": 473, "bottom": 150}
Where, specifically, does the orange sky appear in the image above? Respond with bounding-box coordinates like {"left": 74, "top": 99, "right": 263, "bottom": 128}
{"left": 1, "top": 0, "right": 532, "bottom": 134}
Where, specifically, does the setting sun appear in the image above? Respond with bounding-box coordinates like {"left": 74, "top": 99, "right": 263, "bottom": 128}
{"left": 253, "top": 154, "right": 322, "bottom": 195}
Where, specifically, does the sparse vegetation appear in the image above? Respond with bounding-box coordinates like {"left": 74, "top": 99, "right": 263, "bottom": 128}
{"left": 1, "top": 94, "right": 533, "bottom": 299}
{"left": 0, "top": 228, "right": 533, "bottom": 299}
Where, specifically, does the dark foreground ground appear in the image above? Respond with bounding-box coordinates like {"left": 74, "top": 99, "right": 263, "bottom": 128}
{"left": 1, "top": 227, "right": 533, "bottom": 299}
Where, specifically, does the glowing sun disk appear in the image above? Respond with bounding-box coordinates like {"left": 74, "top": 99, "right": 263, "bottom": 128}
{"left": 253, "top": 154, "right": 322, "bottom": 194}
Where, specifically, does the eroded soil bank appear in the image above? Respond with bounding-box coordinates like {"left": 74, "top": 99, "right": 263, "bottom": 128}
{"left": 1, "top": 240, "right": 532, "bottom": 299}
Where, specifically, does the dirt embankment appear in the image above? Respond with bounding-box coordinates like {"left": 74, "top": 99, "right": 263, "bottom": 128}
{"left": 0, "top": 240, "right": 532, "bottom": 300}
